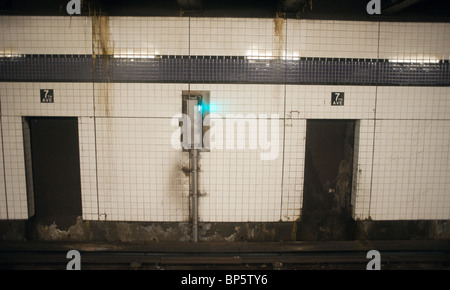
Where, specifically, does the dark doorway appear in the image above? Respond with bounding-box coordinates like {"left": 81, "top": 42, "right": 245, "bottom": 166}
{"left": 298, "top": 120, "right": 356, "bottom": 240}
{"left": 25, "top": 117, "right": 82, "bottom": 229}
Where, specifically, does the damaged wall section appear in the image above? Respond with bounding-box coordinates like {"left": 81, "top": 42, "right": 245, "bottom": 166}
{"left": 1, "top": 219, "right": 450, "bottom": 242}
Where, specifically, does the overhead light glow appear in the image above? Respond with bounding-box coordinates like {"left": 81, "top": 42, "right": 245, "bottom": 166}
{"left": 389, "top": 58, "right": 440, "bottom": 64}
{"left": 246, "top": 55, "right": 274, "bottom": 60}
{"left": 246, "top": 50, "right": 299, "bottom": 61}
{"left": 1, "top": 53, "right": 22, "bottom": 58}
{"left": 113, "top": 54, "right": 157, "bottom": 59}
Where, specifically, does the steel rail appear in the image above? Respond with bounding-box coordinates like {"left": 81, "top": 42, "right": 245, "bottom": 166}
{"left": 0, "top": 241, "right": 449, "bottom": 269}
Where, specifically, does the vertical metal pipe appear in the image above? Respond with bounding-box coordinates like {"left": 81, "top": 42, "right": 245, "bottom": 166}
{"left": 191, "top": 148, "right": 199, "bottom": 242}
{"left": 185, "top": 95, "right": 202, "bottom": 243}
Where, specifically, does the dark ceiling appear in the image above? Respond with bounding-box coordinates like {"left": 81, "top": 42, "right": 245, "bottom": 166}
{"left": 0, "top": 0, "right": 449, "bottom": 22}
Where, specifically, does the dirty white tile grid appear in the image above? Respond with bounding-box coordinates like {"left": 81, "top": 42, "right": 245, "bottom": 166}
{"left": 190, "top": 84, "right": 285, "bottom": 116}
{"left": 190, "top": 84, "right": 286, "bottom": 222}
{"left": 0, "top": 16, "right": 92, "bottom": 55}
{"left": 0, "top": 16, "right": 449, "bottom": 222}
{"left": 376, "top": 87, "right": 450, "bottom": 120}
{"left": 78, "top": 117, "right": 98, "bottom": 220}
{"left": 287, "top": 20, "right": 379, "bottom": 59}
{"left": 21, "top": 118, "right": 34, "bottom": 218}
{"left": 281, "top": 119, "right": 306, "bottom": 221}
{"left": 378, "top": 22, "right": 450, "bottom": 62}
{"left": 1, "top": 116, "right": 28, "bottom": 219}
{"left": 286, "top": 85, "right": 376, "bottom": 120}
{"left": 94, "top": 83, "right": 186, "bottom": 118}
{"left": 108, "top": 17, "right": 189, "bottom": 57}
{"left": 190, "top": 18, "right": 286, "bottom": 58}
{"left": 0, "top": 82, "right": 94, "bottom": 117}
{"left": 95, "top": 117, "right": 190, "bottom": 222}
{"left": 0, "top": 120, "right": 7, "bottom": 219}
{"left": 352, "top": 120, "right": 375, "bottom": 220}
{"left": 371, "top": 120, "right": 450, "bottom": 220}
{"left": 199, "top": 120, "right": 284, "bottom": 222}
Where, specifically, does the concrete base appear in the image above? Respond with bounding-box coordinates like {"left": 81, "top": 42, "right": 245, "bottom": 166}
{"left": 0, "top": 218, "right": 449, "bottom": 242}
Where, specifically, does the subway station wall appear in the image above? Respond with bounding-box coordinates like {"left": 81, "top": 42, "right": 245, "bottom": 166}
{"left": 0, "top": 16, "right": 449, "bottom": 222}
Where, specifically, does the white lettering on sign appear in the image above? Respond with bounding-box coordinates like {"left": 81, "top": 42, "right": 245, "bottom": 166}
{"left": 40, "top": 89, "right": 54, "bottom": 103}
{"left": 331, "top": 92, "right": 344, "bottom": 106}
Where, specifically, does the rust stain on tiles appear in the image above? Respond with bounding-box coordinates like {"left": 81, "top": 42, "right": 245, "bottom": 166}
{"left": 92, "top": 11, "right": 114, "bottom": 117}
{"left": 273, "top": 16, "right": 284, "bottom": 56}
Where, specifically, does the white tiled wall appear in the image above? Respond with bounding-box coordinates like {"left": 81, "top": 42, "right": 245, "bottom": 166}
{"left": 190, "top": 84, "right": 284, "bottom": 116}
{"left": 376, "top": 87, "right": 450, "bottom": 120}
{"left": 372, "top": 120, "right": 450, "bottom": 220}
{"left": 0, "top": 82, "right": 95, "bottom": 220}
{"left": 0, "top": 16, "right": 449, "bottom": 222}
{"left": 282, "top": 119, "right": 306, "bottom": 221}
{"left": 95, "top": 117, "right": 189, "bottom": 221}
{"left": 94, "top": 83, "right": 187, "bottom": 118}
{"left": 286, "top": 85, "right": 376, "bottom": 120}
{"left": 0, "top": 16, "right": 92, "bottom": 55}
{"left": 78, "top": 117, "right": 98, "bottom": 220}
{"left": 287, "top": 20, "right": 379, "bottom": 59}
{"left": 0, "top": 82, "right": 94, "bottom": 117}
{"left": 352, "top": 119, "right": 375, "bottom": 220}
{"left": 0, "top": 120, "right": 7, "bottom": 220}
{"left": 1, "top": 116, "right": 27, "bottom": 219}
{"left": 191, "top": 18, "right": 285, "bottom": 57}
{"left": 108, "top": 17, "right": 189, "bottom": 57}
{"left": 21, "top": 118, "right": 34, "bottom": 218}
{"left": 199, "top": 121, "right": 284, "bottom": 222}
{"left": 189, "top": 84, "right": 285, "bottom": 221}
{"left": 379, "top": 22, "right": 450, "bottom": 62}
{"left": 369, "top": 87, "right": 450, "bottom": 220}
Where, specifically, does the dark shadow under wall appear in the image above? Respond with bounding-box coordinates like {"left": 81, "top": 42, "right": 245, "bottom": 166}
{"left": 0, "top": 219, "right": 450, "bottom": 242}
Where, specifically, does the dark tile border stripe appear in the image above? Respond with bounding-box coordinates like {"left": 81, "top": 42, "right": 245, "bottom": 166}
{"left": 1, "top": 55, "right": 449, "bottom": 86}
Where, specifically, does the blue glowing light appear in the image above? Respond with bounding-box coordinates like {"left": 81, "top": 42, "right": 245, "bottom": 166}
{"left": 195, "top": 102, "right": 218, "bottom": 113}
{"left": 208, "top": 103, "right": 217, "bottom": 113}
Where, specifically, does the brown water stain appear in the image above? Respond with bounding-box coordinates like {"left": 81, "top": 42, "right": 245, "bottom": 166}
{"left": 273, "top": 16, "right": 284, "bottom": 57}
{"left": 92, "top": 11, "right": 114, "bottom": 117}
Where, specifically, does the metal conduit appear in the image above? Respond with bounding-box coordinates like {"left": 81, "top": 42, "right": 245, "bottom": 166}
{"left": 191, "top": 148, "right": 199, "bottom": 243}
